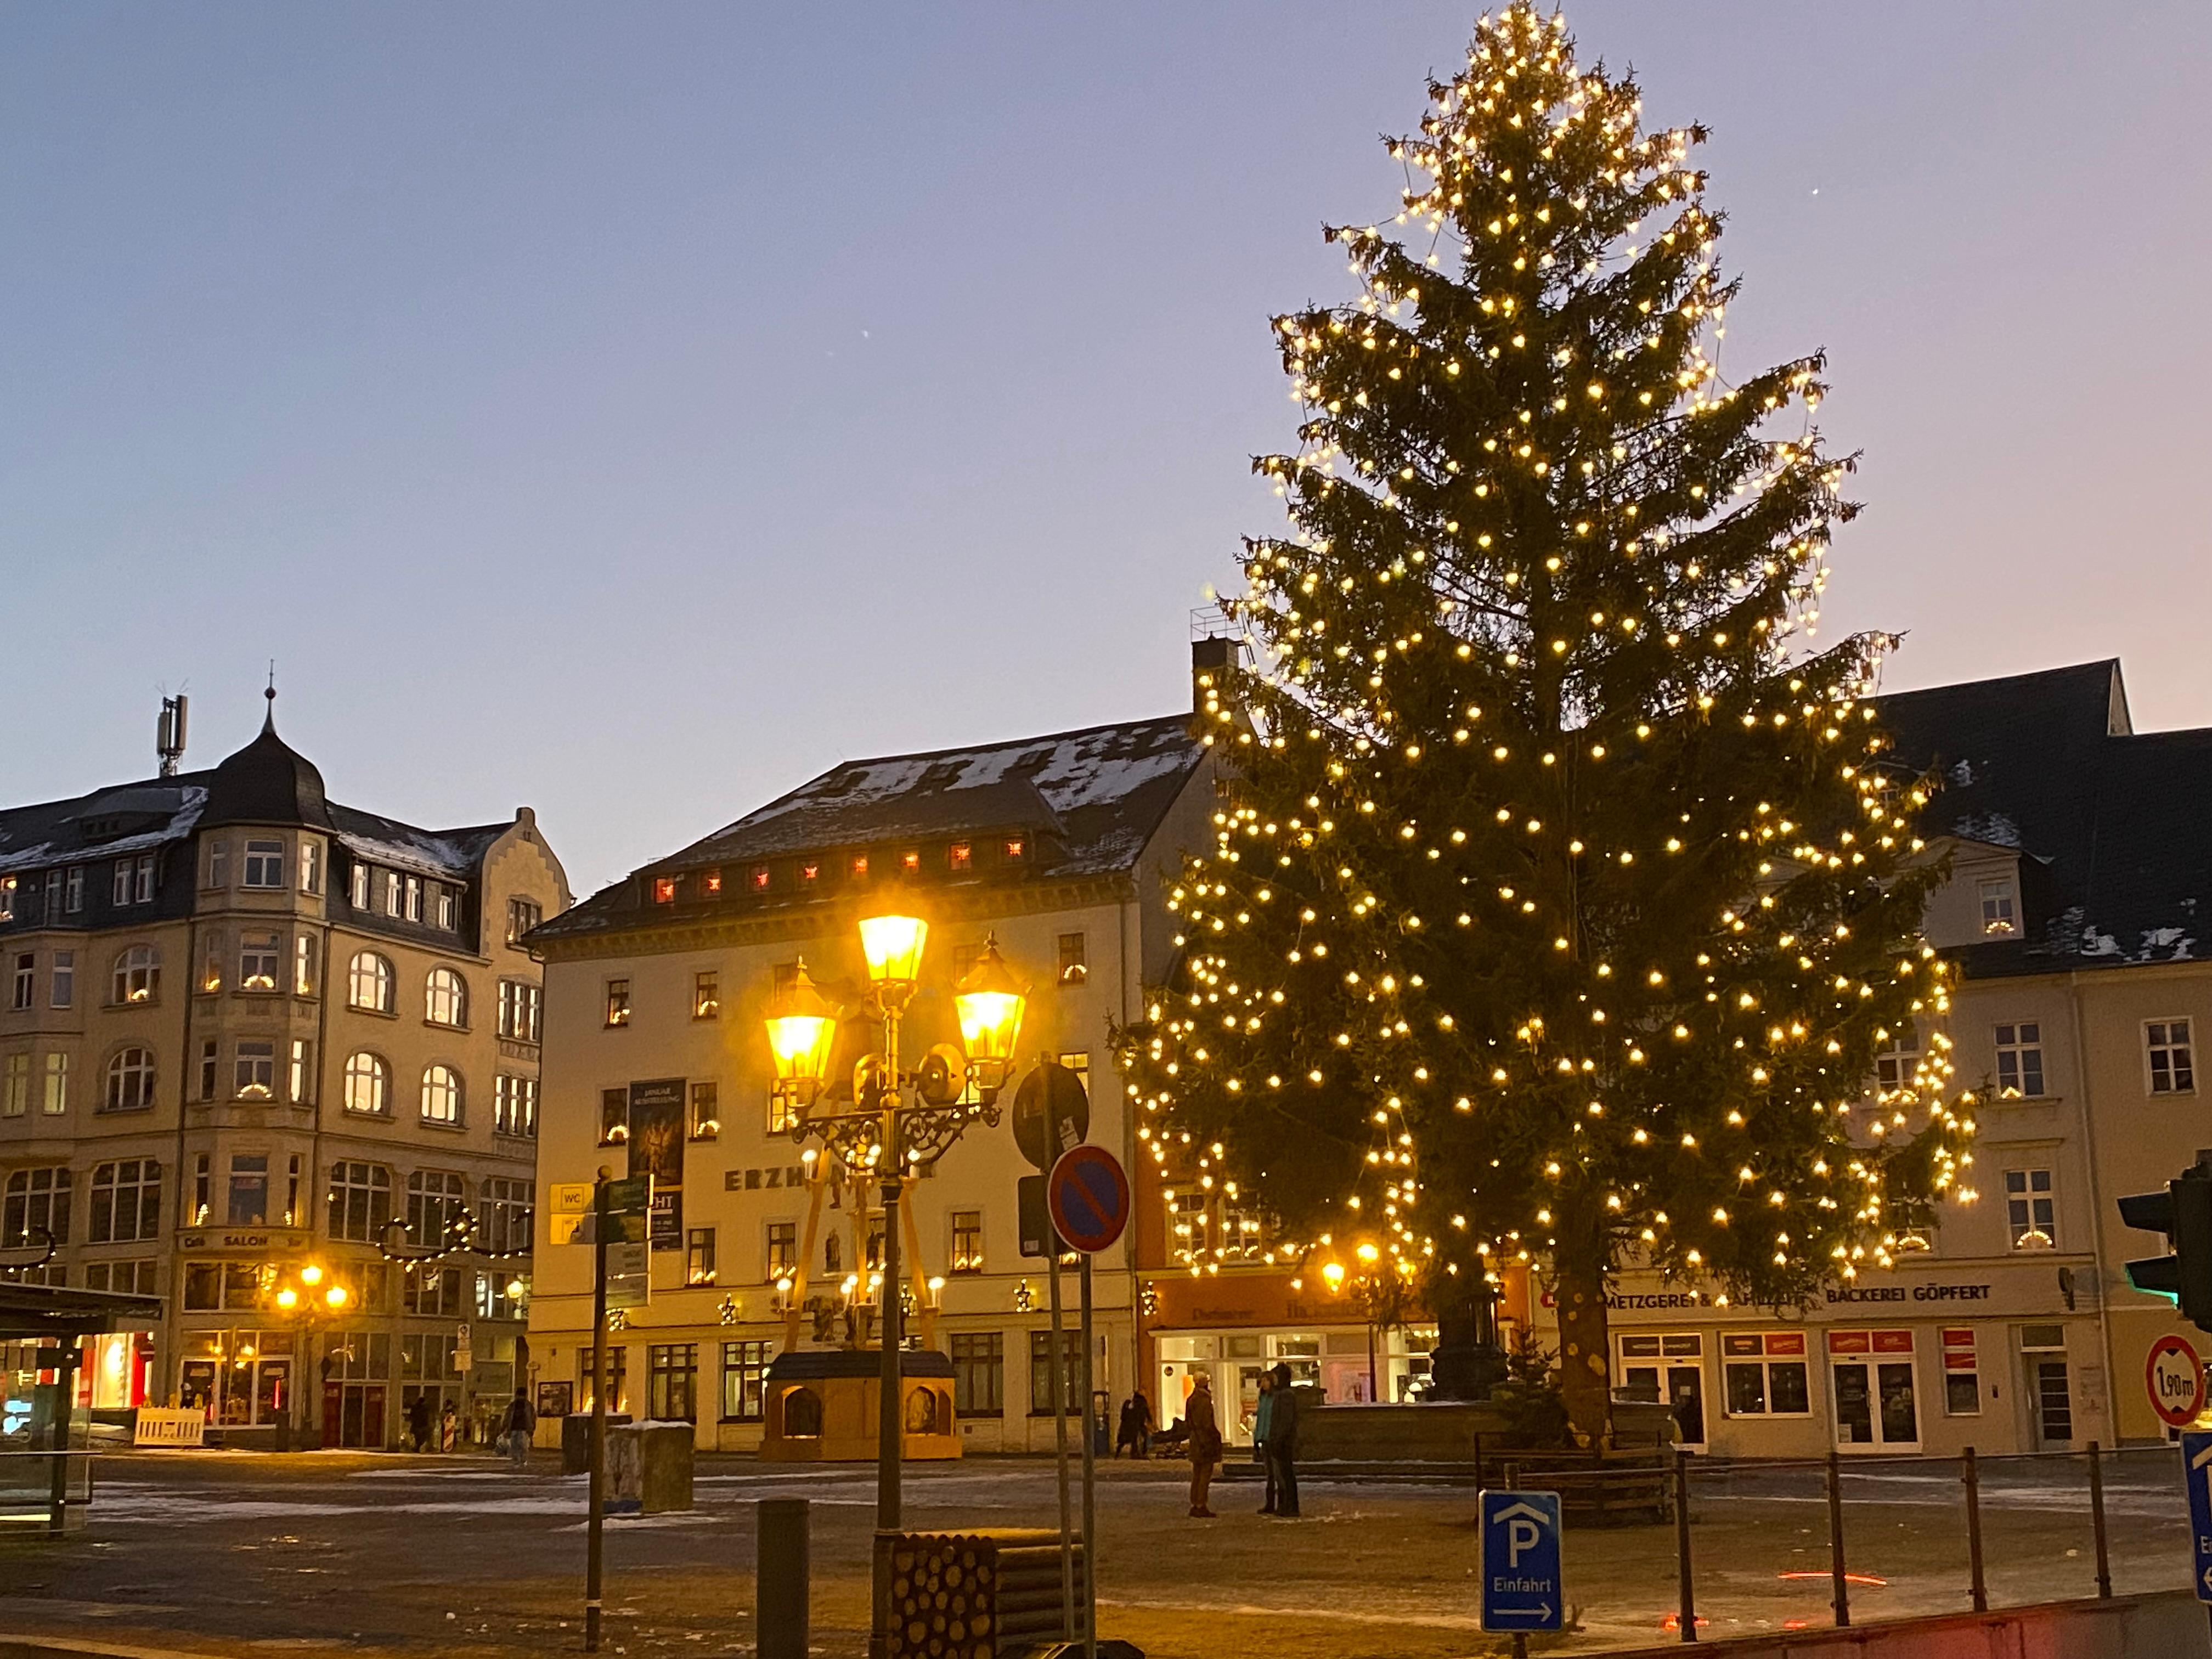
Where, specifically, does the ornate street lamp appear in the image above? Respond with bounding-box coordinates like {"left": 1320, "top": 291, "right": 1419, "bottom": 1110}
{"left": 760, "top": 912, "right": 1026, "bottom": 1652}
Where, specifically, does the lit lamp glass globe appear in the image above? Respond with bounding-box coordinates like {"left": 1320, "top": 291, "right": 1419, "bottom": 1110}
{"left": 857, "top": 913, "right": 928, "bottom": 994}
{"left": 763, "top": 960, "right": 839, "bottom": 1107}
{"left": 953, "top": 934, "right": 1027, "bottom": 1094}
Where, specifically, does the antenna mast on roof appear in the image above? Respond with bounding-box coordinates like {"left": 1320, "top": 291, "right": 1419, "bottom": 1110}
{"left": 157, "top": 692, "right": 189, "bottom": 777}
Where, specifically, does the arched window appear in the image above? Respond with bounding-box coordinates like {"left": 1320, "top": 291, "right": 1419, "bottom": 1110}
{"left": 104, "top": 1047, "right": 156, "bottom": 1111}
{"left": 343, "top": 1052, "right": 391, "bottom": 1116}
{"left": 110, "top": 945, "right": 160, "bottom": 1005}
{"left": 420, "top": 1064, "right": 462, "bottom": 1125}
{"left": 347, "top": 952, "right": 393, "bottom": 1013}
{"left": 425, "top": 967, "right": 468, "bottom": 1029}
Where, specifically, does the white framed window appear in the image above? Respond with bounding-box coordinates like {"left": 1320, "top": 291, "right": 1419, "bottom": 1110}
{"left": 204, "top": 839, "right": 229, "bottom": 889}
{"left": 294, "top": 934, "right": 318, "bottom": 996}
{"left": 2, "top": 1052, "right": 26, "bottom": 1117}
{"left": 50, "top": 950, "right": 73, "bottom": 1009}
{"left": 1977, "top": 877, "right": 2017, "bottom": 936}
{"left": 327, "top": 1161, "right": 393, "bottom": 1243}
{"left": 1874, "top": 1028, "right": 1918, "bottom": 1096}
{"left": 103, "top": 1046, "right": 156, "bottom": 1111}
{"left": 10, "top": 952, "right": 31, "bottom": 1010}
{"left": 1722, "top": 1332, "right": 1814, "bottom": 1417}
{"left": 64, "top": 866, "right": 82, "bottom": 912}
{"left": 242, "top": 839, "right": 286, "bottom": 889}
{"left": 494, "top": 1074, "right": 538, "bottom": 1138}
{"left": 348, "top": 951, "right": 394, "bottom": 1013}
{"left": 420, "top": 1063, "right": 463, "bottom": 1125}
{"left": 198, "top": 1039, "right": 217, "bottom": 1102}
{"left": 1994, "top": 1022, "right": 2045, "bottom": 1098}
{"left": 404, "top": 876, "right": 423, "bottom": 923}
{"left": 507, "top": 898, "right": 542, "bottom": 945}
{"left": 1940, "top": 1328, "right": 1980, "bottom": 1415}
{"left": 235, "top": 1039, "right": 276, "bottom": 1099}
{"left": 288, "top": 1038, "right": 314, "bottom": 1105}
{"left": 382, "top": 870, "right": 402, "bottom": 917}
{"left": 42, "top": 1051, "right": 70, "bottom": 1115}
{"left": 111, "top": 944, "right": 160, "bottom": 1004}
{"left": 110, "top": 860, "right": 129, "bottom": 905}
{"left": 350, "top": 862, "right": 370, "bottom": 909}
{"left": 298, "top": 840, "right": 321, "bottom": 894}
{"left": 435, "top": 886, "right": 456, "bottom": 930}
{"left": 2, "top": 1166, "right": 71, "bottom": 1249}
{"left": 2148, "top": 1020, "right": 2196, "bottom": 1096}
{"left": 239, "top": 930, "right": 281, "bottom": 992}
{"left": 407, "top": 1169, "right": 467, "bottom": 1247}
{"left": 0, "top": 876, "right": 14, "bottom": 922}
{"left": 89, "top": 1159, "right": 161, "bottom": 1243}
{"left": 343, "top": 1051, "right": 391, "bottom": 1116}
{"left": 497, "top": 979, "right": 542, "bottom": 1042}
{"left": 425, "top": 967, "right": 468, "bottom": 1028}
{"left": 2005, "top": 1168, "right": 2055, "bottom": 1249}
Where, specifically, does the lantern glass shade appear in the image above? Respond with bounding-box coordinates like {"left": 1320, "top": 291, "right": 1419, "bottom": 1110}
{"left": 955, "top": 934, "right": 1026, "bottom": 1076}
{"left": 858, "top": 913, "right": 928, "bottom": 990}
{"left": 764, "top": 961, "right": 839, "bottom": 1094}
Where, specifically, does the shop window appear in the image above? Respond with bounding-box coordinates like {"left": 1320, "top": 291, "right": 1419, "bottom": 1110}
{"left": 578, "top": 1345, "right": 628, "bottom": 1415}
{"left": 1994, "top": 1022, "right": 2045, "bottom": 1098}
{"left": 648, "top": 1343, "right": 699, "bottom": 1422}
{"left": 721, "top": 1340, "right": 772, "bottom": 1422}
{"left": 952, "top": 1333, "right": 1004, "bottom": 1418}
{"left": 1940, "top": 1327, "right": 1980, "bottom": 1415}
{"left": 1616, "top": 1332, "right": 1707, "bottom": 1446}
{"left": 1721, "top": 1332, "right": 1812, "bottom": 1417}
{"left": 1028, "top": 1328, "right": 1083, "bottom": 1417}
{"left": 1829, "top": 1329, "right": 1918, "bottom": 1448}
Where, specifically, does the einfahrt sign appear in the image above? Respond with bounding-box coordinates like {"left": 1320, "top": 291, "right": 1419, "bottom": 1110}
{"left": 2147, "top": 1333, "right": 2206, "bottom": 1429}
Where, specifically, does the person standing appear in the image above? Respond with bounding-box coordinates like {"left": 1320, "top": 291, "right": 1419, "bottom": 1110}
{"left": 407, "top": 1392, "right": 433, "bottom": 1453}
{"left": 1184, "top": 1375, "right": 1221, "bottom": 1519}
{"left": 1264, "top": 1364, "right": 1301, "bottom": 1519}
{"left": 1252, "top": 1371, "right": 1278, "bottom": 1515}
{"left": 500, "top": 1387, "right": 536, "bottom": 1471}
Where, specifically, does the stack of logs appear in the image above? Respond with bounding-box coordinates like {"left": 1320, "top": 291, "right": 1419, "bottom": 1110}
{"left": 882, "top": 1528, "right": 1087, "bottom": 1658}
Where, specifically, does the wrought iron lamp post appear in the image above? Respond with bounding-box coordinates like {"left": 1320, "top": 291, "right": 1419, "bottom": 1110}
{"left": 762, "top": 917, "right": 1025, "bottom": 1654}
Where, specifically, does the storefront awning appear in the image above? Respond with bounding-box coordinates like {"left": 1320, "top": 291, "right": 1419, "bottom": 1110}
{"left": 0, "top": 1283, "right": 163, "bottom": 1341}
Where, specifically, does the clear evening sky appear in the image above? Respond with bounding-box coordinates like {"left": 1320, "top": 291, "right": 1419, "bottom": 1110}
{"left": 5, "top": 3, "right": 2207, "bottom": 895}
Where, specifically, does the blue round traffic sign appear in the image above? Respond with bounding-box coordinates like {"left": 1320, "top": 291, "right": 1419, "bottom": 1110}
{"left": 1047, "top": 1145, "right": 1130, "bottom": 1255}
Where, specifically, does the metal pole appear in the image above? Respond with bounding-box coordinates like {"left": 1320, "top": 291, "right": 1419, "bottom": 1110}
{"left": 758, "top": 1497, "right": 810, "bottom": 1659}
{"left": 1049, "top": 1248, "right": 1074, "bottom": 1641}
{"left": 2088, "top": 1441, "right": 2112, "bottom": 1599}
{"left": 1079, "top": 1252, "right": 1098, "bottom": 1659}
{"left": 1674, "top": 1448, "right": 1696, "bottom": 1642}
{"left": 586, "top": 1175, "right": 609, "bottom": 1654}
{"left": 1511, "top": 1633, "right": 1528, "bottom": 1659}
{"left": 1825, "top": 1449, "right": 1849, "bottom": 1628}
{"left": 871, "top": 1003, "right": 904, "bottom": 1659}
{"left": 1962, "top": 1447, "right": 1986, "bottom": 1613}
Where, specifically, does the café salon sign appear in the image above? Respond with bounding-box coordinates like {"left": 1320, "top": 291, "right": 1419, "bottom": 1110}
{"left": 178, "top": 1228, "right": 310, "bottom": 1252}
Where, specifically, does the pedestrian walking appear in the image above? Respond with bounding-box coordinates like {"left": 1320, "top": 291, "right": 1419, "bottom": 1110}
{"left": 407, "top": 1393, "right": 432, "bottom": 1453}
{"left": 1252, "top": 1370, "right": 1278, "bottom": 1514}
{"left": 1184, "top": 1375, "right": 1221, "bottom": 1519}
{"left": 1264, "top": 1363, "right": 1301, "bottom": 1519}
{"left": 500, "top": 1387, "right": 536, "bottom": 1470}
{"left": 1115, "top": 1391, "right": 1154, "bottom": 1459}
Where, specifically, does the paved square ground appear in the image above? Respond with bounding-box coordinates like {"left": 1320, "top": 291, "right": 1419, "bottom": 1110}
{"left": 0, "top": 1449, "right": 2193, "bottom": 1657}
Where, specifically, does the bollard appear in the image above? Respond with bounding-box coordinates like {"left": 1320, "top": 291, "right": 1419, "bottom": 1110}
{"left": 1825, "top": 1451, "right": 1850, "bottom": 1629}
{"left": 758, "top": 1498, "right": 809, "bottom": 1659}
{"left": 1674, "top": 1449, "right": 1697, "bottom": 1643}
{"left": 2087, "top": 1442, "right": 2112, "bottom": 1599}
{"left": 1962, "top": 1447, "right": 1986, "bottom": 1613}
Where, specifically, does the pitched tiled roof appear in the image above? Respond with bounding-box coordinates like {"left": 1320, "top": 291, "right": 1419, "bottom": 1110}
{"left": 535, "top": 713, "right": 1206, "bottom": 941}
{"left": 1878, "top": 659, "right": 2210, "bottom": 973}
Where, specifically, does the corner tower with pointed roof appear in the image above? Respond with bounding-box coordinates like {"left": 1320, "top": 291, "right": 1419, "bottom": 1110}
{"left": 0, "top": 697, "right": 570, "bottom": 1448}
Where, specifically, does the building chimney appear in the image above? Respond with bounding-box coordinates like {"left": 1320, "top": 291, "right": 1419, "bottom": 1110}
{"left": 1190, "top": 636, "right": 1237, "bottom": 719}
{"left": 156, "top": 693, "right": 189, "bottom": 777}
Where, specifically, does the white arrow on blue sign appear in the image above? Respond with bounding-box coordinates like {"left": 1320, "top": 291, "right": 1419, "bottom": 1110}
{"left": 1479, "top": 1488, "right": 1564, "bottom": 1632}
{"left": 2181, "top": 1430, "right": 2212, "bottom": 1602}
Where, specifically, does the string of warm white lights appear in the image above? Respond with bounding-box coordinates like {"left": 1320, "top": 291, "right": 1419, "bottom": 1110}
{"left": 1113, "top": 4, "right": 1976, "bottom": 1419}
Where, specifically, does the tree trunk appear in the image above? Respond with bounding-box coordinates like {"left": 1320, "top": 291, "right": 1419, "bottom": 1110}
{"left": 1551, "top": 1221, "right": 1614, "bottom": 1448}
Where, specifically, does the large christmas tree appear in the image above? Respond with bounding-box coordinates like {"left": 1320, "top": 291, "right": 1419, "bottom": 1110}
{"left": 1121, "top": 4, "right": 1977, "bottom": 1442}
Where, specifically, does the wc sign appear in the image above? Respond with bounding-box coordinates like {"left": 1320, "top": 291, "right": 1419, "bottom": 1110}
{"left": 1479, "top": 1488, "right": 1564, "bottom": 1632}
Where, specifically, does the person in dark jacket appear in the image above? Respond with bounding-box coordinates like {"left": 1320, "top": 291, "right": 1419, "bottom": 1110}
{"left": 1263, "top": 1364, "right": 1301, "bottom": 1518}
{"left": 500, "top": 1389, "right": 536, "bottom": 1470}
{"left": 1115, "top": 1392, "right": 1154, "bottom": 1459}
{"left": 407, "top": 1393, "right": 433, "bottom": 1453}
{"left": 1252, "top": 1370, "right": 1278, "bottom": 1514}
{"left": 1184, "top": 1376, "right": 1222, "bottom": 1518}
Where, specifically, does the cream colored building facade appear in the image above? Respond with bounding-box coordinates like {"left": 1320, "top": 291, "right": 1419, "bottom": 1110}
{"left": 0, "top": 701, "right": 568, "bottom": 1447}
{"left": 526, "top": 685, "right": 1218, "bottom": 1453}
{"left": 1553, "top": 661, "right": 2212, "bottom": 1456}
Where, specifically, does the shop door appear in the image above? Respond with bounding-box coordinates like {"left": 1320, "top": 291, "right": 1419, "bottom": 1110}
{"left": 1617, "top": 1334, "right": 1706, "bottom": 1448}
{"left": 333, "top": 1383, "right": 386, "bottom": 1448}
{"left": 1829, "top": 1330, "right": 1918, "bottom": 1450}
{"left": 2029, "top": 1358, "right": 2073, "bottom": 1448}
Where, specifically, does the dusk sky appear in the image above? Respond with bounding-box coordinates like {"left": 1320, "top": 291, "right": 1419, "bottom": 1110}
{"left": 7, "top": 2, "right": 2207, "bottom": 897}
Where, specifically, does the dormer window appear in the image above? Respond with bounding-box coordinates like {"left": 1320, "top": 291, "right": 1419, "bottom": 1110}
{"left": 949, "top": 843, "right": 972, "bottom": 872}
{"left": 1005, "top": 837, "right": 1026, "bottom": 862}
{"left": 653, "top": 876, "right": 679, "bottom": 905}
{"left": 750, "top": 865, "right": 771, "bottom": 892}
{"left": 701, "top": 870, "right": 723, "bottom": 897}
{"left": 901, "top": 849, "right": 921, "bottom": 873}
{"left": 800, "top": 862, "right": 819, "bottom": 885}
{"left": 851, "top": 854, "right": 870, "bottom": 879}
{"left": 1978, "top": 878, "right": 2016, "bottom": 936}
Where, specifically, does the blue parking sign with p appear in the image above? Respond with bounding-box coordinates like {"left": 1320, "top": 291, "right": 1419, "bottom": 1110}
{"left": 1480, "top": 1488, "right": 1564, "bottom": 1632}
{"left": 2182, "top": 1430, "right": 2212, "bottom": 1601}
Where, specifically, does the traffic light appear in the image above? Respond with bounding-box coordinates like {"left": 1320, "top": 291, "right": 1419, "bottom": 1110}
{"left": 2119, "top": 1166, "right": 2212, "bottom": 1330}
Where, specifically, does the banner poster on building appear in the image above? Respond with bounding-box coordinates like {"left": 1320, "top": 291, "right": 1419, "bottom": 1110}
{"left": 628, "top": 1077, "right": 686, "bottom": 1251}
